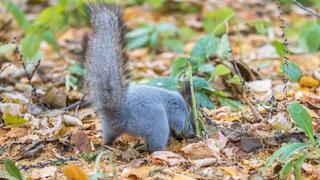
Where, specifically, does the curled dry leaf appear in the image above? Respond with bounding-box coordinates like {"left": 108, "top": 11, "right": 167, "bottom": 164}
{"left": 268, "top": 113, "right": 291, "bottom": 132}
{"left": 63, "top": 115, "right": 84, "bottom": 128}
{"left": 193, "top": 158, "right": 217, "bottom": 169}
{"left": 31, "top": 166, "right": 57, "bottom": 179}
{"left": 36, "top": 115, "right": 63, "bottom": 136}
{"left": 150, "top": 151, "right": 187, "bottom": 166}
{"left": 24, "top": 113, "right": 40, "bottom": 129}
{"left": 180, "top": 138, "right": 221, "bottom": 160}
{"left": 121, "top": 166, "right": 155, "bottom": 179}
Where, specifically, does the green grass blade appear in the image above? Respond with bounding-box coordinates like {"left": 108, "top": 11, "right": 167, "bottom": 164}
{"left": 280, "top": 159, "right": 294, "bottom": 179}
{"left": 288, "top": 102, "right": 315, "bottom": 143}
{"left": 4, "top": 159, "right": 23, "bottom": 180}
{"left": 294, "top": 154, "right": 306, "bottom": 180}
{"left": 263, "top": 143, "right": 305, "bottom": 174}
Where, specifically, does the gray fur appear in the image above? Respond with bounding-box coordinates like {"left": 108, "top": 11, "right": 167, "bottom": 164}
{"left": 87, "top": 4, "right": 194, "bottom": 152}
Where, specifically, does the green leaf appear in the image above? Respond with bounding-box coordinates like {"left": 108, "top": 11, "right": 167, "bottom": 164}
{"left": 157, "top": 23, "right": 177, "bottom": 33}
{"left": 280, "top": 62, "right": 302, "bottom": 82}
{"left": 170, "top": 57, "right": 188, "bottom": 77}
{"left": 288, "top": 102, "right": 315, "bottom": 143}
{"left": 21, "top": 33, "right": 42, "bottom": 61}
{"left": 69, "top": 63, "right": 85, "bottom": 76}
{"left": 195, "top": 91, "right": 215, "bottom": 109}
{"left": 279, "top": 159, "right": 294, "bottom": 179}
{"left": 147, "top": 76, "right": 179, "bottom": 90}
{"left": 150, "top": 31, "right": 159, "bottom": 51}
{"left": 247, "top": 19, "right": 271, "bottom": 34}
{"left": 217, "top": 34, "right": 231, "bottom": 59}
{"left": 218, "top": 96, "right": 242, "bottom": 110}
{"left": 272, "top": 40, "right": 288, "bottom": 57}
{"left": 203, "top": 7, "right": 235, "bottom": 36}
{"left": 191, "top": 35, "right": 218, "bottom": 60}
{"left": 3, "top": 114, "right": 28, "bottom": 125}
{"left": 126, "top": 27, "right": 153, "bottom": 39}
{"left": 263, "top": 143, "right": 306, "bottom": 173}
{"left": 163, "top": 38, "right": 184, "bottom": 53}
{"left": 193, "top": 76, "right": 210, "bottom": 90}
{"left": 213, "top": 64, "right": 231, "bottom": 76}
{"left": 42, "top": 31, "right": 59, "bottom": 52}
{"left": 198, "top": 64, "right": 215, "bottom": 74}
{"left": 126, "top": 35, "right": 149, "bottom": 49}
{"left": 299, "top": 24, "right": 320, "bottom": 52}
{"left": 279, "top": 142, "right": 306, "bottom": 162}
{"left": 294, "top": 154, "right": 306, "bottom": 180}
{"left": 5, "top": 0, "right": 30, "bottom": 31}
{"left": 4, "top": 159, "right": 23, "bottom": 180}
{"left": 227, "top": 75, "right": 241, "bottom": 85}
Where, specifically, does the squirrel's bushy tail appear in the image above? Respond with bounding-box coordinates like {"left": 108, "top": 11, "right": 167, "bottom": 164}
{"left": 87, "top": 3, "right": 128, "bottom": 111}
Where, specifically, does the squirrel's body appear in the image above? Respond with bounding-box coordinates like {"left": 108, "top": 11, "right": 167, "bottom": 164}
{"left": 86, "top": 3, "right": 194, "bottom": 151}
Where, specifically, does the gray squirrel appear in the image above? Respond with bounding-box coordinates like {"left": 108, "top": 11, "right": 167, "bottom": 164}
{"left": 86, "top": 3, "right": 194, "bottom": 152}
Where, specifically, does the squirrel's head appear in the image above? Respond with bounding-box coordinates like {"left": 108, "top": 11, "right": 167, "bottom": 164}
{"left": 166, "top": 92, "right": 195, "bottom": 138}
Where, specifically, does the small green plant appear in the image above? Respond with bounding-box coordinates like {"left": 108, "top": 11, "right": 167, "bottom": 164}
{"left": 80, "top": 152, "right": 98, "bottom": 162}
{"left": 0, "top": 159, "right": 23, "bottom": 180}
{"left": 263, "top": 102, "right": 320, "bottom": 179}
{"left": 126, "top": 23, "right": 185, "bottom": 54}
{"left": 3, "top": 0, "right": 91, "bottom": 61}
{"left": 149, "top": 33, "right": 243, "bottom": 110}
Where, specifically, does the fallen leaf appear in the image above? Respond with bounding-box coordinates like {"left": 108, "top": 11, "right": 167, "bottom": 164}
{"left": 299, "top": 76, "right": 319, "bottom": 88}
{"left": 6, "top": 127, "right": 28, "bottom": 138}
{"left": 71, "top": 131, "right": 92, "bottom": 153}
{"left": 63, "top": 115, "right": 84, "bottom": 128}
{"left": 268, "top": 113, "right": 291, "bottom": 132}
{"left": 43, "top": 88, "right": 66, "bottom": 108}
{"left": 64, "top": 164, "right": 89, "bottom": 180}
{"left": 0, "top": 103, "right": 22, "bottom": 116}
{"left": 121, "top": 166, "right": 155, "bottom": 179}
{"left": 240, "top": 136, "right": 263, "bottom": 152}
{"left": 193, "top": 158, "right": 217, "bottom": 168}
{"left": 150, "top": 151, "right": 187, "bottom": 166}
{"left": 180, "top": 139, "right": 221, "bottom": 160}
{"left": 247, "top": 79, "right": 272, "bottom": 93}
{"left": 31, "top": 166, "right": 57, "bottom": 179}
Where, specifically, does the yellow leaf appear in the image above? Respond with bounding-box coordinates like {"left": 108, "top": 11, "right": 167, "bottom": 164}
{"left": 3, "top": 114, "right": 27, "bottom": 125}
{"left": 64, "top": 164, "right": 88, "bottom": 180}
{"left": 299, "top": 76, "right": 319, "bottom": 88}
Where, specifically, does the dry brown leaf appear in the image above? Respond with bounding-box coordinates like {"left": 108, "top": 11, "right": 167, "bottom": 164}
{"left": 121, "top": 166, "right": 155, "bottom": 179}
{"left": 220, "top": 166, "right": 240, "bottom": 177}
{"left": 150, "top": 151, "right": 187, "bottom": 166}
{"left": 180, "top": 139, "right": 220, "bottom": 160}
{"left": 43, "top": 88, "right": 66, "bottom": 108}
{"left": 71, "top": 131, "right": 92, "bottom": 153}
{"left": 6, "top": 127, "right": 28, "bottom": 138}
{"left": 30, "top": 166, "right": 57, "bottom": 179}
{"left": 36, "top": 115, "right": 62, "bottom": 136}
{"left": 64, "top": 164, "right": 89, "bottom": 180}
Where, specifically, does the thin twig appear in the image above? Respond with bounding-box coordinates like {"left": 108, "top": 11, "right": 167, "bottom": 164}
{"left": 0, "top": 63, "right": 12, "bottom": 74}
{"left": 292, "top": 0, "right": 320, "bottom": 18}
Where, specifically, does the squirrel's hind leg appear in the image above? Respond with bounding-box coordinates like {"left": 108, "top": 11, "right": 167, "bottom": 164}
{"left": 101, "top": 120, "right": 120, "bottom": 145}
